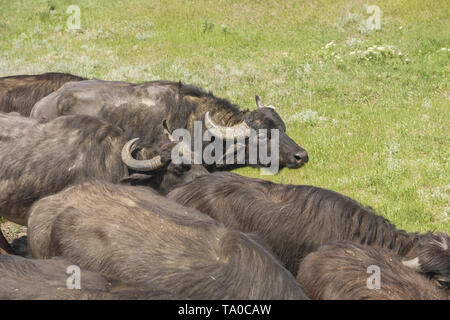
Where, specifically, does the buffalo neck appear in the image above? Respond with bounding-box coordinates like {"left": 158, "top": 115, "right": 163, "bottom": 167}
{"left": 183, "top": 95, "right": 248, "bottom": 129}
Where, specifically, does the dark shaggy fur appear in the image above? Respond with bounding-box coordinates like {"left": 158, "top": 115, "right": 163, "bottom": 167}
{"left": 297, "top": 242, "right": 448, "bottom": 300}
{"left": 0, "top": 73, "right": 85, "bottom": 116}
{"left": 416, "top": 234, "right": 450, "bottom": 287}
{"left": 0, "top": 112, "right": 205, "bottom": 226}
{"left": 168, "top": 172, "right": 450, "bottom": 283}
{"left": 30, "top": 79, "right": 307, "bottom": 170}
{"left": 27, "top": 180, "right": 308, "bottom": 300}
{"left": 0, "top": 254, "right": 179, "bottom": 300}
{"left": 0, "top": 232, "right": 13, "bottom": 254}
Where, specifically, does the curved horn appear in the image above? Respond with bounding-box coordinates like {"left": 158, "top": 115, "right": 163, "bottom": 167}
{"left": 121, "top": 138, "right": 164, "bottom": 172}
{"left": 204, "top": 112, "right": 250, "bottom": 140}
{"left": 402, "top": 257, "right": 422, "bottom": 272}
{"left": 255, "top": 95, "right": 276, "bottom": 110}
{"left": 255, "top": 95, "right": 264, "bottom": 109}
{"left": 438, "top": 235, "right": 448, "bottom": 250}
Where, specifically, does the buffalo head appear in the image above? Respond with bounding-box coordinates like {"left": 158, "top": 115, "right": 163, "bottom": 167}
{"left": 204, "top": 95, "right": 308, "bottom": 169}
{"left": 120, "top": 138, "right": 208, "bottom": 194}
{"left": 402, "top": 232, "right": 450, "bottom": 288}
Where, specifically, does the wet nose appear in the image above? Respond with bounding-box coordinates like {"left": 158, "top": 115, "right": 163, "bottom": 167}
{"left": 293, "top": 150, "right": 308, "bottom": 165}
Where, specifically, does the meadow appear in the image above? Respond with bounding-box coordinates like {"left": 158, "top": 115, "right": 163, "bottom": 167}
{"left": 0, "top": 0, "right": 448, "bottom": 233}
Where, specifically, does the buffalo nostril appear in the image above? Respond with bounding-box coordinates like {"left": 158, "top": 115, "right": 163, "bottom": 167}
{"left": 294, "top": 151, "right": 308, "bottom": 163}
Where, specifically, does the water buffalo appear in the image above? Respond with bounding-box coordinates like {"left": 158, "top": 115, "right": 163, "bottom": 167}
{"left": 168, "top": 172, "right": 450, "bottom": 284}
{"left": 27, "top": 180, "right": 308, "bottom": 300}
{"left": 297, "top": 241, "right": 449, "bottom": 300}
{"left": 0, "top": 112, "right": 206, "bottom": 252}
{"left": 0, "top": 73, "right": 85, "bottom": 116}
{"left": 0, "top": 254, "right": 178, "bottom": 299}
{"left": 30, "top": 79, "right": 308, "bottom": 171}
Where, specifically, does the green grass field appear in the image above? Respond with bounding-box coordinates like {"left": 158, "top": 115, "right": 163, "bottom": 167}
{"left": 0, "top": 0, "right": 449, "bottom": 233}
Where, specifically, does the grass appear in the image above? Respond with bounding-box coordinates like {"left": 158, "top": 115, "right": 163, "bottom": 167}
{"left": 0, "top": 0, "right": 448, "bottom": 233}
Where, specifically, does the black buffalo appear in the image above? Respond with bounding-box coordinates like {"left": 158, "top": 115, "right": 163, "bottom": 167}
{"left": 30, "top": 79, "right": 308, "bottom": 171}
{"left": 27, "top": 180, "right": 308, "bottom": 300}
{"left": 297, "top": 241, "right": 449, "bottom": 300}
{"left": 168, "top": 171, "right": 450, "bottom": 285}
{"left": 0, "top": 73, "right": 85, "bottom": 116}
{"left": 0, "top": 112, "right": 206, "bottom": 253}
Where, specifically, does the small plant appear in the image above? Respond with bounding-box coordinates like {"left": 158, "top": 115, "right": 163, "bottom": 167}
{"left": 39, "top": 10, "right": 51, "bottom": 22}
{"left": 288, "top": 110, "right": 327, "bottom": 126}
{"left": 319, "top": 40, "right": 344, "bottom": 64}
{"left": 47, "top": 0, "right": 56, "bottom": 11}
{"left": 352, "top": 45, "right": 409, "bottom": 62}
{"left": 220, "top": 24, "right": 228, "bottom": 33}
{"left": 202, "top": 15, "right": 214, "bottom": 33}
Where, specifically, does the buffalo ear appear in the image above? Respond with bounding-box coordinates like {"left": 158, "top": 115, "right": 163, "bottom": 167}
{"left": 255, "top": 95, "right": 264, "bottom": 109}
{"left": 162, "top": 120, "right": 174, "bottom": 141}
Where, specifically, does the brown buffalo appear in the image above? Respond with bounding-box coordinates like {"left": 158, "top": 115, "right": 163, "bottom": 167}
{"left": 0, "top": 112, "right": 206, "bottom": 253}
{"left": 31, "top": 80, "right": 308, "bottom": 171}
{"left": 0, "top": 73, "right": 85, "bottom": 116}
{"left": 27, "top": 180, "right": 308, "bottom": 300}
{"left": 168, "top": 171, "right": 450, "bottom": 285}
{"left": 297, "top": 241, "right": 449, "bottom": 300}
{"left": 0, "top": 253, "right": 178, "bottom": 299}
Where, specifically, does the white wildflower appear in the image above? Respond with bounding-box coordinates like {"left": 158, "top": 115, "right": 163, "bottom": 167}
{"left": 288, "top": 110, "right": 326, "bottom": 124}
{"left": 325, "top": 40, "right": 335, "bottom": 49}
{"left": 422, "top": 99, "right": 432, "bottom": 109}
{"left": 303, "top": 63, "right": 311, "bottom": 74}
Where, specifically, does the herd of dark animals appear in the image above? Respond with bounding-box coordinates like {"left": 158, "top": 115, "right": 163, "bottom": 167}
{"left": 0, "top": 72, "right": 448, "bottom": 300}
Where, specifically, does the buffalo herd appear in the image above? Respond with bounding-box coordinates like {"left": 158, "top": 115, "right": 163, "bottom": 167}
{"left": 0, "top": 72, "right": 448, "bottom": 300}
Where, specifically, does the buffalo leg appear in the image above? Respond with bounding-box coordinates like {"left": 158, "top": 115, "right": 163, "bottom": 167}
{"left": 0, "top": 227, "right": 14, "bottom": 254}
